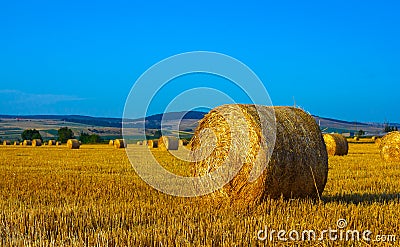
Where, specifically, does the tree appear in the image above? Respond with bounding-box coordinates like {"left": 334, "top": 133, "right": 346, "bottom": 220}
{"left": 384, "top": 123, "right": 398, "bottom": 133}
{"left": 357, "top": 129, "right": 365, "bottom": 137}
{"left": 58, "top": 127, "right": 74, "bottom": 143}
{"left": 79, "top": 132, "right": 102, "bottom": 144}
{"left": 21, "top": 129, "right": 42, "bottom": 141}
{"left": 154, "top": 130, "right": 162, "bottom": 139}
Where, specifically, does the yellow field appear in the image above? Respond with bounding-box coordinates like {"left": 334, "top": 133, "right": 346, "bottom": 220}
{"left": 0, "top": 144, "right": 399, "bottom": 246}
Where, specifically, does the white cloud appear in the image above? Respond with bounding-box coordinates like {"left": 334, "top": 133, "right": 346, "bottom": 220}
{"left": 0, "top": 89, "right": 85, "bottom": 105}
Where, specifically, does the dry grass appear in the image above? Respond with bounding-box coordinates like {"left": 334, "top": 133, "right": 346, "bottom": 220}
{"left": 0, "top": 143, "right": 399, "bottom": 246}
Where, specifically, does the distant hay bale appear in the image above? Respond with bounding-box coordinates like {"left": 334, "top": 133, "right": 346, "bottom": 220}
{"left": 23, "top": 140, "right": 32, "bottom": 146}
{"left": 14, "top": 141, "right": 20, "bottom": 146}
{"left": 142, "top": 140, "right": 148, "bottom": 146}
{"left": 19, "top": 142, "right": 23, "bottom": 146}
{"left": 147, "top": 140, "right": 158, "bottom": 148}
{"left": 190, "top": 104, "right": 328, "bottom": 208}
{"left": 114, "top": 139, "right": 127, "bottom": 149}
{"left": 3, "top": 140, "right": 11, "bottom": 146}
{"left": 379, "top": 131, "right": 400, "bottom": 162}
{"left": 178, "top": 139, "right": 189, "bottom": 147}
{"left": 56, "top": 141, "right": 61, "bottom": 146}
{"left": 371, "top": 136, "right": 377, "bottom": 141}
{"left": 109, "top": 140, "right": 114, "bottom": 146}
{"left": 32, "top": 139, "right": 42, "bottom": 147}
{"left": 353, "top": 136, "right": 359, "bottom": 141}
{"left": 323, "top": 134, "right": 349, "bottom": 156}
{"left": 375, "top": 138, "right": 382, "bottom": 147}
{"left": 67, "top": 139, "right": 80, "bottom": 149}
{"left": 136, "top": 141, "right": 143, "bottom": 145}
{"left": 48, "top": 140, "right": 56, "bottom": 146}
{"left": 159, "top": 136, "right": 179, "bottom": 150}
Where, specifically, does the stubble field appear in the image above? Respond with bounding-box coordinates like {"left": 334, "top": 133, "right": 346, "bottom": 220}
{"left": 0, "top": 143, "right": 399, "bottom": 246}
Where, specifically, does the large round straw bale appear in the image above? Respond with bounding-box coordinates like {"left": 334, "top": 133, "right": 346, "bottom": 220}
{"left": 159, "top": 136, "right": 179, "bottom": 150}
{"left": 379, "top": 131, "right": 400, "bottom": 162}
{"left": 3, "top": 140, "right": 11, "bottom": 146}
{"left": 114, "top": 139, "right": 127, "bottom": 148}
{"left": 147, "top": 140, "right": 158, "bottom": 148}
{"left": 190, "top": 104, "right": 328, "bottom": 207}
{"left": 32, "top": 139, "right": 42, "bottom": 147}
{"left": 67, "top": 139, "right": 80, "bottom": 149}
{"left": 23, "top": 140, "right": 32, "bottom": 146}
{"left": 323, "top": 134, "right": 348, "bottom": 156}
{"left": 109, "top": 140, "right": 114, "bottom": 146}
{"left": 14, "top": 141, "right": 20, "bottom": 146}
{"left": 48, "top": 140, "right": 56, "bottom": 146}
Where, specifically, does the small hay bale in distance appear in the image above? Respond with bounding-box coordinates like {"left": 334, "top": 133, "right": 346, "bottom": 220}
{"left": 371, "top": 136, "right": 377, "bottom": 141}
{"left": 190, "top": 104, "right": 328, "bottom": 208}
{"left": 147, "top": 140, "right": 158, "bottom": 148}
{"left": 136, "top": 141, "right": 142, "bottom": 145}
{"left": 109, "top": 140, "right": 114, "bottom": 146}
{"left": 353, "top": 136, "right": 359, "bottom": 141}
{"left": 114, "top": 139, "right": 127, "bottom": 149}
{"left": 48, "top": 140, "right": 56, "bottom": 146}
{"left": 67, "top": 139, "right": 80, "bottom": 149}
{"left": 3, "top": 140, "right": 11, "bottom": 146}
{"left": 14, "top": 141, "right": 20, "bottom": 146}
{"left": 56, "top": 141, "right": 61, "bottom": 146}
{"left": 158, "top": 136, "right": 179, "bottom": 150}
{"left": 32, "top": 139, "right": 42, "bottom": 147}
{"left": 379, "top": 131, "right": 400, "bottom": 162}
{"left": 323, "top": 134, "right": 348, "bottom": 156}
{"left": 23, "top": 140, "right": 32, "bottom": 146}
{"left": 178, "top": 139, "right": 189, "bottom": 147}
{"left": 375, "top": 138, "right": 382, "bottom": 147}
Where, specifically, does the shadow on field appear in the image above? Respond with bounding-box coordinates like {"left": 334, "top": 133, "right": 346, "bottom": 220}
{"left": 323, "top": 193, "right": 400, "bottom": 204}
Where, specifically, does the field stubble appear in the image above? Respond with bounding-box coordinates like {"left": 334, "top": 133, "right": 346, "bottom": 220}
{"left": 0, "top": 144, "right": 399, "bottom": 246}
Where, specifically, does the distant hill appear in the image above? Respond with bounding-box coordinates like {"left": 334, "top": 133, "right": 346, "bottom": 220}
{"left": 0, "top": 111, "right": 207, "bottom": 128}
{"left": 0, "top": 110, "right": 398, "bottom": 141}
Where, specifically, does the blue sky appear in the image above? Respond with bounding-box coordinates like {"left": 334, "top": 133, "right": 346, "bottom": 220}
{"left": 0, "top": 0, "right": 399, "bottom": 122}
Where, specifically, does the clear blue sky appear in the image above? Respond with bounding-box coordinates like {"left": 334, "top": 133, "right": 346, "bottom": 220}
{"left": 1, "top": 0, "right": 399, "bottom": 122}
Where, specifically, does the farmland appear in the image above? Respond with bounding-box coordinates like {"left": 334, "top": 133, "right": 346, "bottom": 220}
{"left": 0, "top": 143, "right": 399, "bottom": 246}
